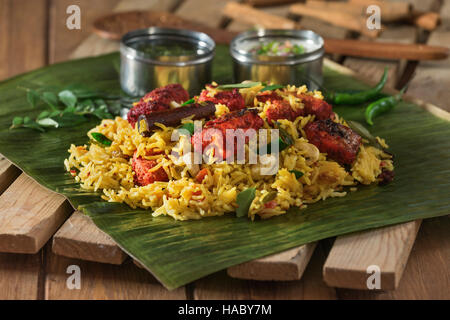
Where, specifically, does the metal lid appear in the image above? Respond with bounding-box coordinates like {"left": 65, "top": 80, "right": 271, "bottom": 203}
{"left": 230, "top": 29, "right": 324, "bottom": 65}
{"left": 121, "top": 27, "right": 215, "bottom": 66}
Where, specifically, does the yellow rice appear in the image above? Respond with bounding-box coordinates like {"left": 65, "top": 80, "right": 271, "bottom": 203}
{"left": 65, "top": 85, "right": 393, "bottom": 220}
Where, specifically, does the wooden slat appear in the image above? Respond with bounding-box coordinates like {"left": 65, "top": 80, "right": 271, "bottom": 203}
{"left": 344, "top": 26, "right": 418, "bottom": 88}
{"left": 323, "top": 220, "right": 421, "bottom": 290}
{"left": 0, "top": 0, "right": 50, "bottom": 300}
{"left": 408, "top": 30, "right": 450, "bottom": 112}
{"left": 227, "top": 243, "right": 317, "bottom": 281}
{"left": 0, "top": 174, "right": 72, "bottom": 254}
{"left": 0, "top": 252, "right": 42, "bottom": 300}
{"left": 223, "top": 3, "right": 320, "bottom": 281}
{"left": 0, "top": 156, "right": 21, "bottom": 195}
{"left": 195, "top": 242, "right": 336, "bottom": 300}
{"left": 52, "top": 211, "right": 127, "bottom": 265}
{"left": 0, "top": 0, "right": 48, "bottom": 81}
{"left": 49, "top": 0, "right": 121, "bottom": 63}
{"left": 176, "top": 0, "right": 236, "bottom": 28}
{"left": 336, "top": 216, "right": 450, "bottom": 299}
{"left": 70, "top": 0, "right": 181, "bottom": 59}
{"left": 226, "top": 4, "right": 292, "bottom": 32}
{"left": 45, "top": 247, "right": 186, "bottom": 299}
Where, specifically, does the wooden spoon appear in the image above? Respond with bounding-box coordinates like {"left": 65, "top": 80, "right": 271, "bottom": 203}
{"left": 92, "top": 10, "right": 449, "bottom": 61}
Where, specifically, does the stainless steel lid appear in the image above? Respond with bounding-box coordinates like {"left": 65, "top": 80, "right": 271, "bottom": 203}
{"left": 230, "top": 29, "right": 324, "bottom": 65}
{"left": 121, "top": 27, "right": 215, "bottom": 66}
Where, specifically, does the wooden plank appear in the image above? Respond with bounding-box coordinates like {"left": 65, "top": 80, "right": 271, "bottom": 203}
{"left": 441, "top": 0, "right": 450, "bottom": 28}
{"left": 0, "top": 0, "right": 48, "bottom": 81}
{"left": 45, "top": 248, "right": 186, "bottom": 299}
{"left": 69, "top": 0, "right": 181, "bottom": 59}
{"left": 0, "top": 174, "right": 72, "bottom": 254}
{"left": 227, "top": 243, "right": 317, "bottom": 281}
{"left": 175, "top": 0, "right": 236, "bottom": 28}
{"left": 323, "top": 220, "right": 421, "bottom": 290}
{"left": 344, "top": 26, "right": 418, "bottom": 88}
{"left": 336, "top": 216, "right": 450, "bottom": 299}
{"left": 226, "top": 4, "right": 292, "bottom": 32}
{"left": 328, "top": 24, "right": 422, "bottom": 291}
{"left": 0, "top": 156, "right": 21, "bottom": 195}
{"left": 195, "top": 242, "right": 336, "bottom": 299}
{"left": 0, "top": 0, "right": 50, "bottom": 300}
{"left": 52, "top": 211, "right": 127, "bottom": 265}
{"left": 0, "top": 252, "right": 42, "bottom": 300}
{"left": 408, "top": 31, "right": 450, "bottom": 112}
{"left": 49, "top": 0, "right": 121, "bottom": 63}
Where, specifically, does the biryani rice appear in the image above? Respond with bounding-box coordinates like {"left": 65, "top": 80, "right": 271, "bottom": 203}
{"left": 65, "top": 84, "right": 393, "bottom": 220}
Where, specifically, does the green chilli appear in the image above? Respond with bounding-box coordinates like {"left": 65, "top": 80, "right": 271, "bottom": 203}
{"left": 365, "top": 87, "right": 406, "bottom": 126}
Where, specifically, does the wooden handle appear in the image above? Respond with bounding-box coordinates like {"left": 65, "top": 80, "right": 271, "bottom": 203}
{"left": 324, "top": 38, "right": 449, "bottom": 61}
{"left": 412, "top": 11, "right": 441, "bottom": 31}
{"left": 289, "top": 3, "right": 382, "bottom": 38}
{"left": 244, "top": 0, "right": 298, "bottom": 7}
{"left": 306, "top": 0, "right": 410, "bottom": 22}
{"left": 223, "top": 2, "right": 296, "bottom": 29}
{"left": 349, "top": 0, "right": 411, "bottom": 21}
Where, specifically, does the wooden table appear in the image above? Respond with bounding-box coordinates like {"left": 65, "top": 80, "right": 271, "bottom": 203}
{"left": 0, "top": 0, "right": 448, "bottom": 300}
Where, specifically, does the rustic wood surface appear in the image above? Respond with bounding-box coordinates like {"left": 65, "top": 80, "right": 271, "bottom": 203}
{"left": 0, "top": 0, "right": 448, "bottom": 300}
{"left": 52, "top": 211, "right": 127, "bottom": 265}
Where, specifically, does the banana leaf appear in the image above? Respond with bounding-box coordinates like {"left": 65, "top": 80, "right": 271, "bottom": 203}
{"left": 0, "top": 45, "right": 449, "bottom": 290}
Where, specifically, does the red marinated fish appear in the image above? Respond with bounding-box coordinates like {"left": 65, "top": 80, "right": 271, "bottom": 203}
{"left": 127, "top": 84, "right": 189, "bottom": 128}
{"left": 304, "top": 119, "right": 362, "bottom": 165}
{"left": 297, "top": 94, "right": 334, "bottom": 120}
{"left": 257, "top": 91, "right": 302, "bottom": 124}
{"left": 256, "top": 91, "right": 334, "bottom": 124}
{"left": 131, "top": 151, "right": 168, "bottom": 186}
{"left": 192, "top": 109, "right": 264, "bottom": 160}
{"left": 198, "top": 86, "right": 246, "bottom": 111}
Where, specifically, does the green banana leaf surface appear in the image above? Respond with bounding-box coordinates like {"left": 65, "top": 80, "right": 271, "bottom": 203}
{"left": 0, "top": 45, "right": 449, "bottom": 289}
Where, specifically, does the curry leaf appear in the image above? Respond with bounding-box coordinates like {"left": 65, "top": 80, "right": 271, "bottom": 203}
{"left": 262, "top": 191, "right": 277, "bottom": 203}
{"left": 37, "top": 118, "right": 59, "bottom": 128}
{"left": 236, "top": 187, "right": 256, "bottom": 218}
{"left": 91, "top": 132, "right": 112, "bottom": 146}
{"left": 260, "top": 84, "right": 284, "bottom": 92}
{"left": 181, "top": 98, "right": 195, "bottom": 106}
{"left": 58, "top": 90, "right": 78, "bottom": 108}
{"left": 180, "top": 123, "right": 195, "bottom": 135}
{"left": 290, "top": 170, "right": 304, "bottom": 179}
{"left": 217, "top": 82, "right": 261, "bottom": 90}
{"left": 26, "top": 90, "right": 40, "bottom": 108}
{"left": 42, "top": 92, "right": 59, "bottom": 111}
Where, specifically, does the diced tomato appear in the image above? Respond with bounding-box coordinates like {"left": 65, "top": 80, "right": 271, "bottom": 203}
{"left": 195, "top": 168, "right": 209, "bottom": 183}
{"left": 264, "top": 200, "right": 277, "bottom": 209}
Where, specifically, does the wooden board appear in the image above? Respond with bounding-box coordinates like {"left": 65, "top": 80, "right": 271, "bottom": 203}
{"left": 227, "top": 243, "right": 317, "bottom": 281}
{"left": 70, "top": 0, "right": 181, "bottom": 59}
{"left": 344, "top": 26, "right": 418, "bottom": 88}
{"left": 408, "top": 31, "right": 450, "bottom": 112}
{"left": 0, "top": 252, "right": 43, "bottom": 300}
{"left": 194, "top": 242, "right": 336, "bottom": 300}
{"left": 336, "top": 216, "right": 450, "bottom": 299}
{"left": 323, "top": 220, "right": 421, "bottom": 290}
{"left": 45, "top": 246, "right": 186, "bottom": 299}
{"left": 0, "top": 174, "right": 72, "bottom": 254}
{"left": 53, "top": 211, "right": 127, "bottom": 265}
{"left": 0, "top": 0, "right": 48, "bottom": 80}
{"left": 0, "top": 156, "right": 21, "bottom": 195}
